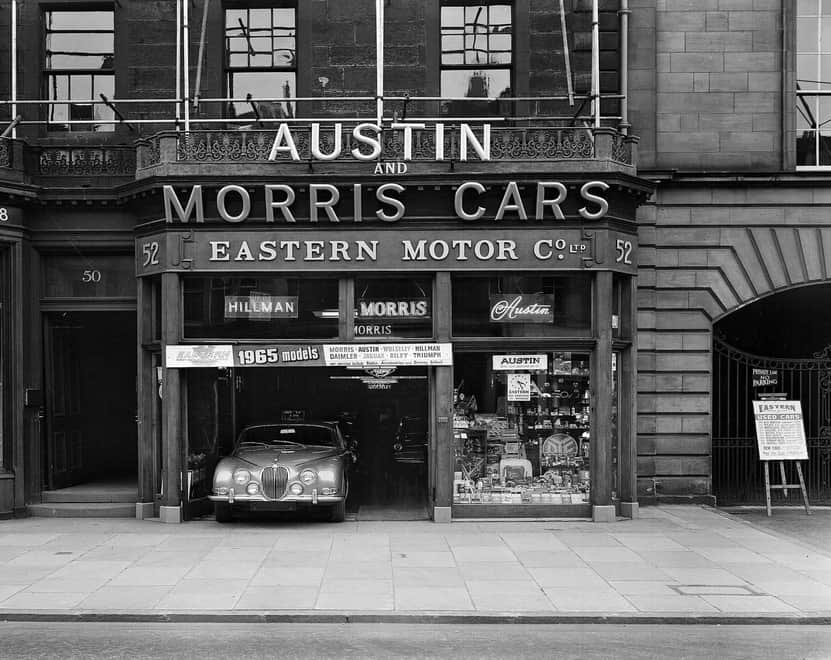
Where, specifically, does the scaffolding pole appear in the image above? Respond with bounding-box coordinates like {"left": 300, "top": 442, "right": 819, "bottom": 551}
{"left": 11, "top": 0, "right": 17, "bottom": 138}
{"left": 592, "top": 0, "right": 600, "bottom": 128}
{"left": 376, "top": 0, "right": 384, "bottom": 124}
{"left": 183, "top": 0, "right": 190, "bottom": 131}
{"left": 193, "top": 0, "right": 210, "bottom": 110}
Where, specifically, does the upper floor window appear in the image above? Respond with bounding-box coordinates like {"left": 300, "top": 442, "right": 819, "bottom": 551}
{"left": 225, "top": 5, "right": 296, "bottom": 124}
{"left": 796, "top": 0, "right": 831, "bottom": 167}
{"left": 440, "top": 2, "right": 512, "bottom": 117}
{"left": 44, "top": 9, "right": 114, "bottom": 132}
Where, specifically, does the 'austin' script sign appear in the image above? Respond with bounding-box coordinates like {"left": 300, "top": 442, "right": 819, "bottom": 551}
{"left": 489, "top": 294, "right": 555, "bottom": 323}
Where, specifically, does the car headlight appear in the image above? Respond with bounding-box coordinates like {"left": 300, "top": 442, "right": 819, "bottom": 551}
{"left": 233, "top": 469, "right": 251, "bottom": 485}
{"left": 299, "top": 469, "right": 317, "bottom": 485}
{"left": 317, "top": 470, "right": 336, "bottom": 482}
{"left": 393, "top": 443, "right": 403, "bottom": 451}
{"left": 214, "top": 469, "right": 232, "bottom": 483}
{"left": 246, "top": 482, "right": 260, "bottom": 495}
{"left": 289, "top": 483, "right": 304, "bottom": 495}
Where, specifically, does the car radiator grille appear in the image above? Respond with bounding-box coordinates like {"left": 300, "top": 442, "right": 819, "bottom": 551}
{"left": 261, "top": 466, "right": 289, "bottom": 499}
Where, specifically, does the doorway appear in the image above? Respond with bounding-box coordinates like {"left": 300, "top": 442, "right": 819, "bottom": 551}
{"left": 208, "top": 366, "right": 430, "bottom": 520}
{"left": 44, "top": 311, "right": 137, "bottom": 494}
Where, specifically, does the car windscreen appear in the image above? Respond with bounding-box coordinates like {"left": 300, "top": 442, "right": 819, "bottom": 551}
{"left": 238, "top": 425, "right": 337, "bottom": 447}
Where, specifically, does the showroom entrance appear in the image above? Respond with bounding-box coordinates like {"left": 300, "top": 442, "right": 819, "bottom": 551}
{"left": 713, "top": 284, "right": 831, "bottom": 505}
{"left": 186, "top": 365, "right": 430, "bottom": 520}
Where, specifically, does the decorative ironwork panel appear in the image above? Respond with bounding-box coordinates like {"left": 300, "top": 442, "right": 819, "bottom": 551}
{"left": 0, "top": 138, "right": 9, "bottom": 168}
{"left": 611, "top": 134, "right": 632, "bottom": 164}
{"left": 175, "top": 126, "right": 601, "bottom": 163}
{"left": 712, "top": 337, "right": 831, "bottom": 504}
{"left": 39, "top": 147, "right": 136, "bottom": 176}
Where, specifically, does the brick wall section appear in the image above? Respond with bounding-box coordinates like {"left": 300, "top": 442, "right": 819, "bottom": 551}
{"left": 637, "top": 185, "right": 831, "bottom": 501}
{"left": 655, "top": 0, "right": 782, "bottom": 170}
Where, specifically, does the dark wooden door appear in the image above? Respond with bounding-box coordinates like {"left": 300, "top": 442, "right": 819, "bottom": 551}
{"left": 45, "top": 320, "right": 85, "bottom": 489}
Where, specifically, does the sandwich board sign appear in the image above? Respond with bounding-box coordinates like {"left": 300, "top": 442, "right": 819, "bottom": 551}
{"left": 752, "top": 395, "right": 810, "bottom": 516}
{"left": 752, "top": 399, "right": 808, "bottom": 461}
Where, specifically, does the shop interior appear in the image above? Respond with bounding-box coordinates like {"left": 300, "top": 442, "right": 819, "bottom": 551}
{"left": 452, "top": 351, "right": 594, "bottom": 506}
{"left": 186, "top": 366, "right": 429, "bottom": 520}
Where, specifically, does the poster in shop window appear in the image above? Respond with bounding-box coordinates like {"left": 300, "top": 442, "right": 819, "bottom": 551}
{"left": 752, "top": 400, "right": 809, "bottom": 461}
{"left": 507, "top": 373, "right": 531, "bottom": 402}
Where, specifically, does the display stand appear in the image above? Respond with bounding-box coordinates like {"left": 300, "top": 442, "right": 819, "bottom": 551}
{"left": 753, "top": 394, "right": 811, "bottom": 517}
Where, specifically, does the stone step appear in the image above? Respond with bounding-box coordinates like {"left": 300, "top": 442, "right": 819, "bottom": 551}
{"left": 28, "top": 502, "right": 136, "bottom": 518}
{"left": 42, "top": 490, "right": 137, "bottom": 504}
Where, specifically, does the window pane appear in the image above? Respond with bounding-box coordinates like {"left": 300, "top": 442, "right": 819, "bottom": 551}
{"left": 798, "top": 18, "right": 819, "bottom": 51}
{"left": 442, "top": 6, "right": 464, "bottom": 26}
{"left": 354, "top": 277, "right": 433, "bottom": 339}
{"left": 797, "top": 129, "right": 817, "bottom": 166}
{"left": 228, "top": 71, "right": 296, "bottom": 120}
{"left": 798, "top": 0, "right": 818, "bottom": 16}
{"left": 47, "top": 11, "right": 113, "bottom": 30}
{"left": 183, "top": 276, "right": 339, "bottom": 340}
{"left": 451, "top": 274, "right": 592, "bottom": 338}
{"left": 274, "top": 8, "right": 295, "bottom": 28}
{"left": 452, "top": 351, "right": 592, "bottom": 506}
{"left": 441, "top": 69, "right": 511, "bottom": 116}
{"left": 798, "top": 54, "right": 819, "bottom": 89}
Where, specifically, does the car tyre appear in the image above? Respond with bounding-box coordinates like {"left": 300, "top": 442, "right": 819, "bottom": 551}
{"left": 215, "top": 502, "right": 234, "bottom": 523}
{"left": 329, "top": 499, "right": 346, "bottom": 522}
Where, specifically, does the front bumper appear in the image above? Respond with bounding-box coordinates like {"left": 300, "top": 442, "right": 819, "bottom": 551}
{"left": 209, "top": 490, "right": 344, "bottom": 506}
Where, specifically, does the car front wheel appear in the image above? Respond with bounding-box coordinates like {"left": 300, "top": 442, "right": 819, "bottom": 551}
{"left": 215, "top": 502, "right": 234, "bottom": 523}
{"left": 329, "top": 499, "right": 346, "bottom": 522}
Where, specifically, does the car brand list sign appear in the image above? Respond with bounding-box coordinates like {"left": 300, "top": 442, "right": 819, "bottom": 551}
{"left": 165, "top": 343, "right": 453, "bottom": 368}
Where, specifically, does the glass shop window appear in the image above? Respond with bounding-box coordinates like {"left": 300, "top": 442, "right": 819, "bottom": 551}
{"left": 354, "top": 277, "right": 433, "bottom": 339}
{"left": 183, "top": 275, "right": 338, "bottom": 339}
{"left": 225, "top": 5, "right": 297, "bottom": 124}
{"left": 453, "top": 351, "right": 592, "bottom": 505}
{"left": 797, "top": 0, "right": 831, "bottom": 167}
{"left": 451, "top": 273, "right": 591, "bottom": 337}
{"left": 440, "top": 2, "right": 512, "bottom": 117}
{"left": 44, "top": 9, "right": 115, "bottom": 132}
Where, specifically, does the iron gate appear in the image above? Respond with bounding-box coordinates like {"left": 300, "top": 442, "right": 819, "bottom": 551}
{"left": 713, "top": 338, "right": 831, "bottom": 505}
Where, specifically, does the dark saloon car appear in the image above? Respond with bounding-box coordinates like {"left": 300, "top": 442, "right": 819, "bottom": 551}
{"left": 392, "top": 416, "right": 428, "bottom": 464}
{"left": 210, "top": 422, "right": 353, "bottom": 522}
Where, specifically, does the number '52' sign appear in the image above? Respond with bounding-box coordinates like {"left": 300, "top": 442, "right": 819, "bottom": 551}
{"left": 140, "top": 240, "right": 161, "bottom": 270}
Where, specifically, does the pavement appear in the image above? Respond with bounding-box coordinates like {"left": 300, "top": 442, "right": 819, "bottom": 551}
{"left": 0, "top": 505, "right": 829, "bottom": 623}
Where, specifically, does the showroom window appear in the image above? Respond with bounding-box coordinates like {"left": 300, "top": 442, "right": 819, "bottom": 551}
{"left": 354, "top": 277, "right": 433, "bottom": 339}
{"left": 225, "top": 4, "right": 297, "bottom": 123}
{"left": 451, "top": 273, "right": 592, "bottom": 337}
{"left": 797, "top": 0, "right": 831, "bottom": 167}
{"left": 44, "top": 8, "right": 115, "bottom": 132}
{"left": 183, "top": 276, "right": 339, "bottom": 339}
{"left": 440, "top": 2, "right": 512, "bottom": 117}
{"left": 453, "top": 351, "right": 591, "bottom": 505}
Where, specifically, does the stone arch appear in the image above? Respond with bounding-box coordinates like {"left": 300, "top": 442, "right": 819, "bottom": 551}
{"left": 637, "top": 201, "right": 831, "bottom": 502}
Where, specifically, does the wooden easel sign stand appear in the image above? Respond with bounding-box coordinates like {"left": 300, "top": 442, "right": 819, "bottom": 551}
{"left": 752, "top": 396, "right": 811, "bottom": 517}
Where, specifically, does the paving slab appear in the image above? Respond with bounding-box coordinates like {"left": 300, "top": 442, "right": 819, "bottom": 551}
{"left": 0, "top": 505, "right": 827, "bottom": 623}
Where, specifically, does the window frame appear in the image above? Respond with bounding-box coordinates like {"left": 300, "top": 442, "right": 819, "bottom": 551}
{"left": 42, "top": 6, "right": 115, "bottom": 133}
{"left": 795, "top": 0, "right": 831, "bottom": 170}
{"left": 223, "top": 2, "right": 298, "bottom": 123}
{"left": 439, "top": 0, "right": 515, "bottom": 119}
